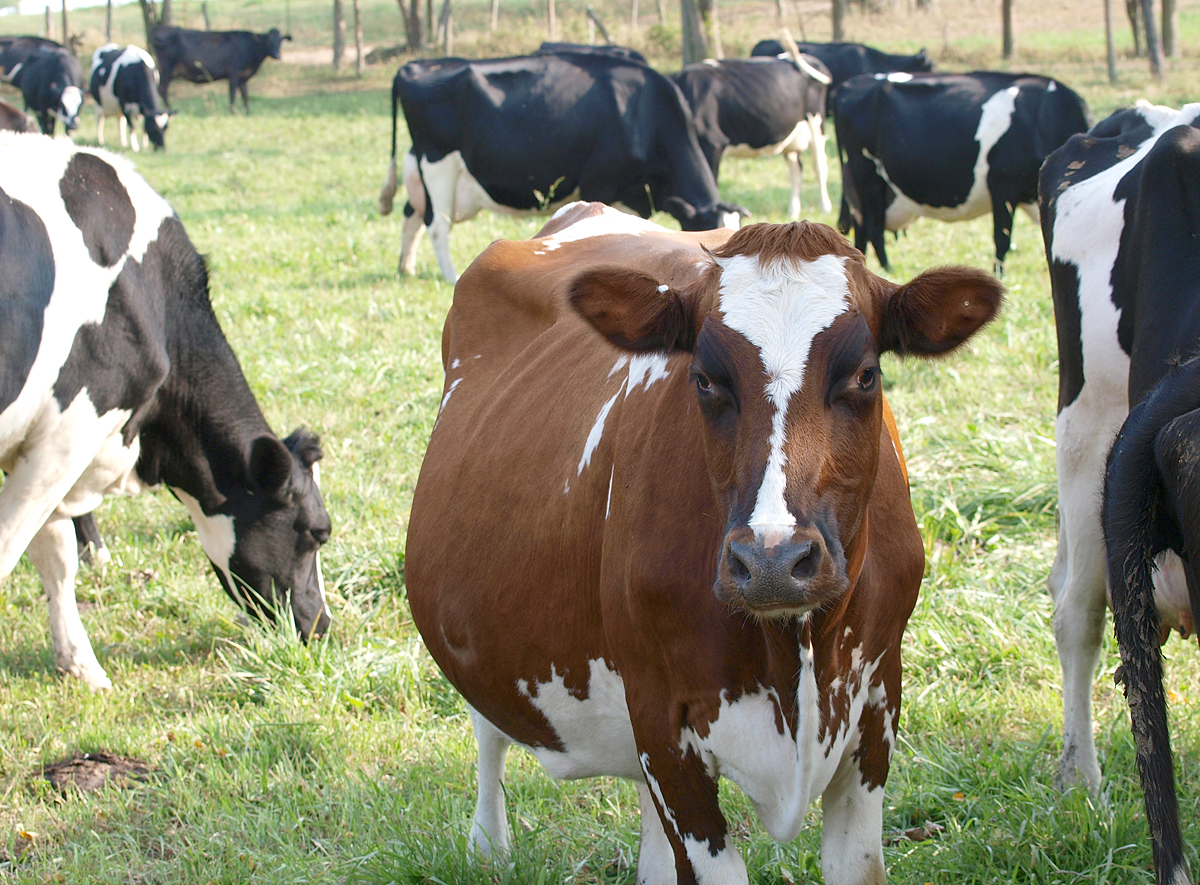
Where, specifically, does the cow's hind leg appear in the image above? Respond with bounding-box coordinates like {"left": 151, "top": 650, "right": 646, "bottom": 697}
{"left": 635, "top": 781, "right": 676, "bottom": 885}
{"left": 418, "top": 153, "right": 465, "bottom": 284}
{"left": 468, "top": 706, "right": 512, "bottom": 857}
{"left": 820, "top": 762, "right": 885, "bottom": 885}
{"left": 785, "top": 151, "right": 803, "bottom": 221}
{"left": 807, "top": 113, "right": 832, "bottom": 214}
{"left": 399, "top": 204, "right": 426, "bottom": 276}
{"left": 27, "top": 514, "right": 110, "bottom": 690}
{"left": 95, "top": 110, "right": 105, "bottom": 146}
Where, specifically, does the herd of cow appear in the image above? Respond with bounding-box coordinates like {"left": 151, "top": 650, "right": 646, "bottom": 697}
{"left": 0, "top": 25, "right": 287, "bottom": 148}
{"left": 0, "top": 22, "right": 1198, "bottom": 885}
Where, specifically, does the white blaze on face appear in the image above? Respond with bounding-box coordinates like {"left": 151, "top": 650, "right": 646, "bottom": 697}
{"left": 716, "top": 253, "right": 850, "bottom": 545}
{"left": 172, "top": 487, "right": 236, "bottom": 588}
{"left": 59, "top": 86, "right": 83, "bottom": 120}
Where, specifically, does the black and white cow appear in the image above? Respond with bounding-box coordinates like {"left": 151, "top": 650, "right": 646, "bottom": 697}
{"left": 0, "top": 133, "right": 332, "bottom": 690}
{"left": 89, "top": 44, "right": 171, "bottom": 152}
{"left": 672, "top": 54, "right": 832, "bottom": 219}
{"left": 0, "top": 96, "right": 37, "bottom": 132}
{"left": 836, "top": 71, "right": 1089, "bottom": 271}
{"left": 10, "top": 46, "right": 84, "bottom": 136}
{"left": 536, "top": 41, "right": 648, "bottom": 64}
{"left": 378, "top": 52, "right": 744, "bottom": 283}
{"left": 1040, "top": 103, "right": 1200, "bottom": 833}
{"left": 151, "top": 26, "right": 288, "bottom": 113}
{"left": 750, "top": 39, "right": 933, "bottom": 115}
{"left": 0, "top": 35, "right": 62, "bottom": 83}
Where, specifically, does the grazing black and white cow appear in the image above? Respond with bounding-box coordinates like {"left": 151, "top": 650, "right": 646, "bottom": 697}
{"left": 10, "top": 46, "right": 84, "bottom": 136}
{"left": 673, "top": 54, "right": 832, "bottom": 219}
{"left": 150, "top": 26, "right": 288, "bottom": 113}
{"left": 0, "top": 97, "right": 37, "bottom": 132}
{"left": 1040, "top": 103, "right": 1200, "bottom": 843}
{"left": 751, "top": 39, "right": 933, "bottom": 114}
{"left": 0, "top": 133, "right": 332, "bottom": 690}
{"left": 836, "top": 71, "right": 1089, "bottom": 271}
{"left": 378, "top": 52, "right": 744, "bottom": 283}
{"left": 89, "top": 44, "right": 171, "bottom": 152}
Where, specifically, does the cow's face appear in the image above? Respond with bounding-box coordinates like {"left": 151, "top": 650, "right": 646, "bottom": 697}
{"left": 570, "top": 221, "right": 1001, "bottom": 617}
{"left": 266, "top": 29, "right": 289, "bottom": 59}
{"left": 57, "top": 84, "right": 82, "bottom": 131}
{"left": 143, "top": 110, "right": 170, "bottom": 150}
{"left": 184, "top": 429, "right": 332, "bottom": 639}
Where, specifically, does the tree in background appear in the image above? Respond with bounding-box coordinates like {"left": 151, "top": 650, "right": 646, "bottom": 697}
{"left": 139, "top": 0, "right": 172, "bottom": 44}
{"left": 333, "top": 0, "right": 345, "bottom": 69}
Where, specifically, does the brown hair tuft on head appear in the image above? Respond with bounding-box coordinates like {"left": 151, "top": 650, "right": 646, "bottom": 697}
{"left": 711, "top": 221, "right": 861, "bottom": 266}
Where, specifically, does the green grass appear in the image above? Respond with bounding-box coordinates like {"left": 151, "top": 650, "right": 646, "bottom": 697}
{"left": 3, "top": 1, "right": 1200, "bottom": 881}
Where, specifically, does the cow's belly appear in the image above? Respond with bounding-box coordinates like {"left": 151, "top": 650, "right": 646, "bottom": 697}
{"left": 419, "top": 150, "right": 582, "bottom": 223}
{"left": 725, "top": 116, "right": 813, "bottom": 159}
{"left": 508, "top": 644, "right": 885, "bottom": 842}
{"left": 883, "top": 182, "right": 993, "bottom": 229}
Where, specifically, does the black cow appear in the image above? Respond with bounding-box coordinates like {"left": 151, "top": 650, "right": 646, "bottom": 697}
{"left": 673, "top": 55, "right": 832, "bottom": 219}
{"left": 378, "top": 52, "right": 744, "bottom": 282}
{"left": 151, "top": 26, "right": 289, "bottom": 113}
{"left": 1039, "top": 103, "right": 1200, "bottom": 885}
{"left": 751, "top": 39, "right": 933, "bottom": 114}
{"left": 0, "top": 35, "right": 62, "bottom": 82}
{"left": 836, "top": 71, "right": 1089, "bottom": 271}
{"left": 89, "top": 44, "right": 172, "bottom": 151}
{"left": 536, "top": 41, "right": 648, "bottom": 64}
{"left": 11, "top": 46, "right": 84, "bottom": 136}
{"left": 0, "top": 97, "right": 37, "bottom": 132}
{"left": 0, "top": 133, "right": 332, "bottom": 690}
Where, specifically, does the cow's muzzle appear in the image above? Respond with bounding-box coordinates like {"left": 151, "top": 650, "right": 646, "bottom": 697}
{"left": 715, "top": 523, "right": 848, "bottom": 616}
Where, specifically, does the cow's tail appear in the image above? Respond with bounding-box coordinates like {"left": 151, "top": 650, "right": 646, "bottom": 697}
{"left": 778, "top": 27, "right": 831, "bottom": 85}
{"left": 1104, "top": 356, "right": 1200, "bottom": 885}
{"left": 379, "top": 74, "right": 401, "bottom": 216}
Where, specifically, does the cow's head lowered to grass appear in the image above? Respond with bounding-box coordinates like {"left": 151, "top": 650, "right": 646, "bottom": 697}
{"left": 570, "top": 221, "right": 1002, "bottom": 617}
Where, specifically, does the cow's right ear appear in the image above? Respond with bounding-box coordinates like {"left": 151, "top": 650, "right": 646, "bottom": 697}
{"left": 249, "top": 434, "right": 293, "bottom": 495}
{"left": 879, "top": 266, "right": 1003, "bottom": 357}
{"left": 569, "top": 266, "right": 708, "bottom": 353}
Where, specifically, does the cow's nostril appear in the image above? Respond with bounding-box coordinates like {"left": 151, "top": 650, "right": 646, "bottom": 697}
{"left": 728, "top": 541, "right": 752, "bottom": 588}
{"left": 789, "top": 540, "right": 816, "bottom": 580}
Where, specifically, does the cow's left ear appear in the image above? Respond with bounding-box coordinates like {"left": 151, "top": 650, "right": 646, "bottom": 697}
{"left": 249, "top": 434, "right": 293, "bottom": 495}
{"left": 879, "top": 266, "right": 1003, "bottom": 357}
{"left": 569, "top": 266, "right": 710, "bottom": 353}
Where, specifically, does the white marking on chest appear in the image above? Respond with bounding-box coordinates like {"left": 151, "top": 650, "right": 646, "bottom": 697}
{"left": 516, "top": 658, "right": 641, "bottom": 779}
{"left": 885, "top": 71, "right": 912, "bottom": 82}
{"left": 172, "top": 487, "right": 236, "bottom": 588}
{"left": 716, "top": 253, "right": 849, "bottom": 543}
{"left": 439, "top": 377, "right": 463, "bottom": 415}
{"left": 873, "top": 85, "right": 1022, "bottom": 229}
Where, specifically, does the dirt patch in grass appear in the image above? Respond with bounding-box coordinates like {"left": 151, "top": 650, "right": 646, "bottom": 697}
{"left": 39, "top": 752, "right": 153, "bottom": 795}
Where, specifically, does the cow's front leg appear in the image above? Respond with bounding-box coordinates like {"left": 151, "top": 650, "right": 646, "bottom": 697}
{"left": 820, "top": 760, "right": 886, "bottom": 885}
{"left": 637, "top": 747, "right": 747, "bottom": 885}
{"left": 94, "top": 110, "right": 105, "bottom": 145}
{"left": 27, "top": 514, "right": 111, "bottom": 690}
{"left": 467, "top": 706, "right": 512, "bottom": 858}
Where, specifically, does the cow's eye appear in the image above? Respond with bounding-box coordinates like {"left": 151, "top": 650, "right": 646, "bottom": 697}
{"left": 857, "top": 366, "right": 878, "bottom": 391}
{"left": 694, "top": 372, "right": 713, "bottom": 394}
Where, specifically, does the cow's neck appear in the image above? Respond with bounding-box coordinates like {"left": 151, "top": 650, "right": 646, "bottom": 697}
{"left": 136, "top": 314, "right": 273, "bottom": 513}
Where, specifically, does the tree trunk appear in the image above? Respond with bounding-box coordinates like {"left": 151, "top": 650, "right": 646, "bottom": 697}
{"left": 631, "top": 0, "right": 639, "bottom": 32}
{"left": 45, "top": 4, "right": 52, "bottom": 39}
{"left": 1103, "top": 0, "right": 1117, "bottom": 81}
{"left": 203, "top": 0, "right": 211, "bottom": 27}
{"left": 680, "top": 0, "right": 708, "bottom": 63}
{"left": 491, "top": 0, "right": 499, "bottom": 30}
{"left": 1001, "top": 0, "right": 1014, "bottom": 58}
{"left": 333, "top": 0, "right": 345, "bottom": 70}
{"left": 61, "top": 3, "right": 68, "bottom": 47}
{"left": 587, "top": 4, "right": 612, "bottom": 41}
{"left": 106, "top": 0, "right": 113, "bottom": 40}
{"left": 354, "top": 0, "right": 363, "bottom": 76}
{"left": 401, "top": 0, "right": 421, "bottom": 49}
{"left": 425, "top": 0, "right": 433, "bottom": 45}
{"left": 547, "top": 0, "right": 556, "bottom": 39}
{"left": 1127, "top": 0, "right": 1142, "bottom": 55}
{"left": 1162, "top": 0, "right": 1176, "bottom": 56}
{"left": 1141, "top": 0, "right": 1164, "bottom": 77}
{"left": 708, "top": 0, "right": 723, "bottom": 58}
{"left": 830, "top": 0, "right": 845, "bottom": 40}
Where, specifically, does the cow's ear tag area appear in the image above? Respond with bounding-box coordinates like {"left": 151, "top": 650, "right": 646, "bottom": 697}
{"left": 569, "top": 266, "right": 701, "bottom": 353}
{"left": 879, "top": 266, "right": 1004, "bottom": 357}
{"left": 249, "top": 435, "right": 293, "bottom": 495}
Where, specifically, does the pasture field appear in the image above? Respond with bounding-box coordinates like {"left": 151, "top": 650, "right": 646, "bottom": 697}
{"left": 4, "top": 1, "right": 1200, "bottom": 881}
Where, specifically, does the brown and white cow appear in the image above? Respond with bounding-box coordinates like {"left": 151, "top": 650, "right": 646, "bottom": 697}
{"left": 406, "top": 202, "right": 1001, "bottom": 885}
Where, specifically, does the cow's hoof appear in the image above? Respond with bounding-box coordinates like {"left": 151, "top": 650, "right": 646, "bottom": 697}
{"left": 61, "top": 663, "right": 113, "bottom": 692}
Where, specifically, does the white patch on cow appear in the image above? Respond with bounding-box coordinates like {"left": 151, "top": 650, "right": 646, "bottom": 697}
{"left": 172, "top": 487, "right": 236, "bottom": 587}
{"left": 577, "top": 388, "right": 623, "bottom": 478}
{"left": 657, "top": 284, "right": 670, "bottom": 293}
{"left": 439, "top": 377, "right": 463, "bottom": 415}
{"left": 539, "top": 203, "right": 667, "bottom": 251}
{"left": 634, "top": 781, "right": 677, "bottom": 884}
{"left": 605, "top": 464, "right": 615, "bottom": 520}
{"left": 468, "top": 705, "right": 513, "bottom": 857}
{"left": 873, "top": 85, "right": 1020, "bottom": 229}
{"left": 1046, "top": 80, "right": 1057, "bottom": 92}
{"left": 517, "top": 659, "right": 642, "bottom": 779}
{"left": 702, "top": 58, "right": 720, "bottom": 66}
{"left": 608, "top": 355, "right": 630, "bottom": 378}
{"left": 727, "top": 119, "right": 812, "bottom": 160}
{"left": 715, "top": 253, "right": 850, "bottom": 543}
{"left": 59, "top": 86, "right": 82, "bottom": 120}
{"left": 719, "top": 210, "right": 743, "bottom": 230}
{"left": 885, "top": 72, "right": 912, "bottom": 83}
{"left": 627, "top": 353, "right": 670, "bottom": 392}
{"left": 450, "top": 358, "right": 461, "bottom": 370}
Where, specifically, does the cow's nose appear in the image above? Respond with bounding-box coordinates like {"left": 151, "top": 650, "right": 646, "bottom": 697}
{"left": 723, "top": 532, "right": 826, "bottom": 611}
